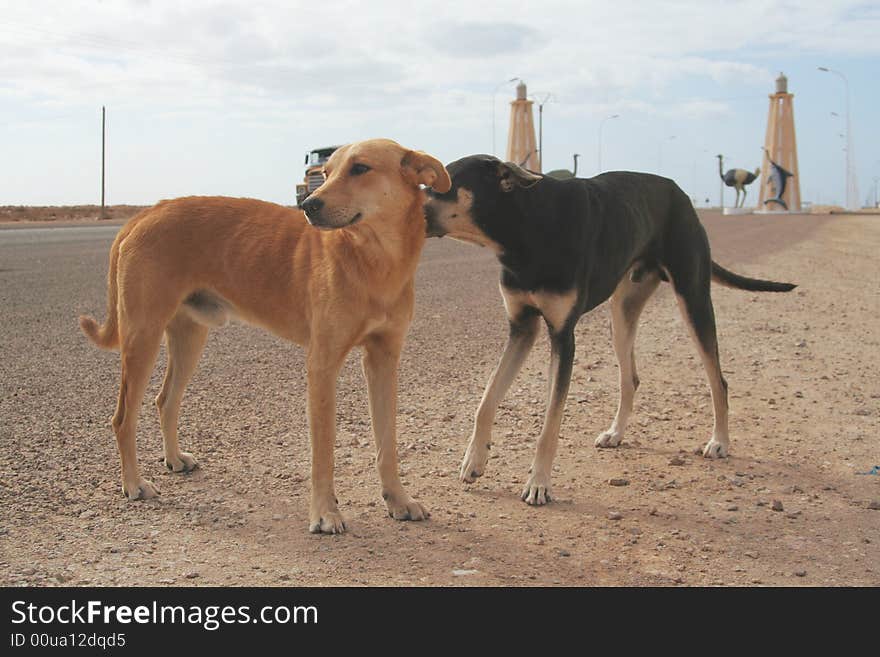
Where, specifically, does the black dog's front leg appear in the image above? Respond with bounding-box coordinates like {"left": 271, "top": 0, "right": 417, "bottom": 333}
{"left": 522, "top": 328, "right": 575, "bottom": 505}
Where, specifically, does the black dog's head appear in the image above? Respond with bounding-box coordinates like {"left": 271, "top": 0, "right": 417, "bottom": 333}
{"left": 424, "top": 155, "right": 542, "bottom": 250}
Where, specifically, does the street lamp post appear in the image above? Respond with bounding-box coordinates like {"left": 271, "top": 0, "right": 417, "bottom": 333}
{"left": 530, "top": 92, "right": 554, "bottom": 172}
{"left": 819, "top": 66, "right": 857, "bottom": 210}
{"left": 492, "top": 77, "right": 520, "bottom": 157}
{"left": 597, "top": 114, "right": 619, "bottom": 174}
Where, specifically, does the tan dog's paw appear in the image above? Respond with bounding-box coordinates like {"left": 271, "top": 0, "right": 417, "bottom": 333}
{"left": 123, "top": 478, "right": 160, "bottom": 501}
{"left": 309, "top": 503, "right": 347, "bottom": 534}
{"left": 459, "top": 441, "right": 490, "bottom": 483}
{"left": 595, "top": 429, "right": 624, "bottom": 448}
{"left": 164, "top": 452, "right": 198, "bottom": 473}
{"left": 384, "top": 492, "right": 429, "bottom": 521}
{"left": 701, "top": 438, "right": 729, "bottom": 459}
{"left": 521, "top": 472, "right": 552, "bottom": 506}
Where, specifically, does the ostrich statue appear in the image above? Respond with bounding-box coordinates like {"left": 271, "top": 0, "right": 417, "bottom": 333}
{"left": 546, "top": 154, "right": 580, "bottom": 180}
{"left": 717, "top": 154, "right": 760, "bottom": 208}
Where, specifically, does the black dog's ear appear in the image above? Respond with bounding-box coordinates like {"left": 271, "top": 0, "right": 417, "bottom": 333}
{"left": 497, "top": 161, "right": 542, "bottom": 193}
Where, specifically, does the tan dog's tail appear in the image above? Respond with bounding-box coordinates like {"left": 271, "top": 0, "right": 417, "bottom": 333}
{"left": 79, "top": 230, "right": 123, "bottom": 350}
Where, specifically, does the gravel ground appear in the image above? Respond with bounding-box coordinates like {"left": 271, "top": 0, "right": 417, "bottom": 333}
{"left": 1, "top": 209, "right": 877, "bottom": 586}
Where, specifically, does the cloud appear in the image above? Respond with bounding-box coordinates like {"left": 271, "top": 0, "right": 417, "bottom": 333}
{"left": 426, "top": 20, "right": 542, "bottom": 58}
{"left": 0, "top": 1, "right": 877, "bottom": 204}
{"left": 2, "top": 0, "right": 877, "bottom": 118}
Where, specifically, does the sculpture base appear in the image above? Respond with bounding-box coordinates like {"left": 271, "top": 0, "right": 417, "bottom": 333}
{"left": 753, "top": 208, "right": 800, "bottom": 215}
{"left": 722, "top": 207, "right": 754, "bottom": 215}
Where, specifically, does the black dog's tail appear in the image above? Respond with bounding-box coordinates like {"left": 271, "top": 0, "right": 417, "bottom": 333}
{"left": 711, "top": 261, "right": 797, "bottom": 292}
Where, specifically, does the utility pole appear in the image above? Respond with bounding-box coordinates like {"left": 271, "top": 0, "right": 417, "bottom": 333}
{"left": 531, "top": 93, "right": 553, "bottom": 172}
{"left": 101, "top": 106, "right": 106, "bottom": 219}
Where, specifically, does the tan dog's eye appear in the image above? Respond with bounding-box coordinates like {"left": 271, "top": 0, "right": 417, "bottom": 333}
{"left": 349, "top": 163, "right": 370, "bottom": 176}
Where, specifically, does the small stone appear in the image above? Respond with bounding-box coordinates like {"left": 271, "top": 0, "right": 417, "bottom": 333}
{"left": 608, "top": 511, "right": 623, "bottom": 520}
{"left": 558, "top": 549, "right": 571, "bottom": 557}
{"left": 668, "top": 456, "right": 685, "bottom": 466}
{"left": 868, "top": 501, "right": 880, "bottom": 511}
{"left": 771, "top": 499, "right": 784, "bottom": 512}
{"left": 726, "top": 505, "right": 739, "bottom": 512}
{"left": 452, "top": 569, "right": 479, "bottom": 576}
{"left": 795, "top": 340, "right": 807, "bottom": 348}
{"left": 185, "top": 571, "right": 200, "bottom": 579}
{"left": 278, "top": 574, "right": 290, "bottom": 581}
{"left": 794, "top": 570, "right": 806, "bottom": 577}
{"left": 608, "top": 478, "right": 629, "bottom": 487}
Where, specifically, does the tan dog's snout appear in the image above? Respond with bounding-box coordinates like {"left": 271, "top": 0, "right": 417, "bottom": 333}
{"left": 301, "top": 195, "right": 357, "bottom": 230}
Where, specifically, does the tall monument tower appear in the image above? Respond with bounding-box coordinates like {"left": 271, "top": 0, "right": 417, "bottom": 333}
{"left": 757, "top": 73, "right": 801, "bottom": 211}
{"left": 506, "top": 81, "right": 540, "bottom": 172}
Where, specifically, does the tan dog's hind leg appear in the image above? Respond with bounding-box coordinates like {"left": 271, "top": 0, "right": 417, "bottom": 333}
{"left": 595, "top": 272, "right": 660, "bottom": 448}
{"left": 460, "top": 313, "right": 540, "bottom": 483}
{"left": 306, "top": 347, "right": 347, "bottom": 534}
{"left": 362, "top": 332, "right": 427, "bottom": 522}
{"left": 156, "top": 312, "right": 208, "bottom": 473}
{"left": 113, "top": 330, "right": 164, "bottom": 500}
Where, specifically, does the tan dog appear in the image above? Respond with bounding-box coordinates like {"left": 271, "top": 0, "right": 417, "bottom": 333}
{"left": 79, "top": 138, "right": 450, "bottom": 534}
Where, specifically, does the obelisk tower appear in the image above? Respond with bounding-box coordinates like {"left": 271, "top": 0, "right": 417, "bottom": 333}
{"left": 506, "top": 81, "right": 540, "bottom": 172}
{"left": 757, "top": 73, "right": 801, "bottom": 211}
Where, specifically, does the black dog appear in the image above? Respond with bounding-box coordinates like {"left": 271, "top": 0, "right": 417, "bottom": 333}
{"left": 424, "top": 155, "right": 795, "bottom": 505}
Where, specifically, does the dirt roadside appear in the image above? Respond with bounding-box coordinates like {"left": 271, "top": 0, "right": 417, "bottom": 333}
{"left": 1, "top": 209, "right": 877, "bottom": 586}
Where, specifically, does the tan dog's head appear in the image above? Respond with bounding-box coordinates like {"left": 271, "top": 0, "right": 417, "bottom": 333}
{"left": 300, "top": 138, "right": 451, "bottom": 230}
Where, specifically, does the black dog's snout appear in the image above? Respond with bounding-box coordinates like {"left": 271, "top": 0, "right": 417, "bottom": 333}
{"left": 301, "top": 196, "right": 324, "bottom": 217}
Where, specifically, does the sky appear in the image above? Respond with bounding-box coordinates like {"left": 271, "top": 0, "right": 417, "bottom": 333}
{"left": 1, "top": 0, "right": 878, "bottom": 208}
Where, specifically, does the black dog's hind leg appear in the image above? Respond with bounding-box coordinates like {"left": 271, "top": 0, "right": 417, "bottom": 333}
{"left": 666, "top": 249, "right": 730, "bottom": 458}
{"left": 522, "top": 326, "right": 575, "bottom": 505}
{"left": 596, "top": 270, "right": 661, "bottom": 449}
{"left": 460, "top": 309, "right": 540, "bottom": 484}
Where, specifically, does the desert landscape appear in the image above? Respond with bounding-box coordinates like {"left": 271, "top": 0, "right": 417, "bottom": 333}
{"left": 0, "top": 207, "right": 877, "bottom": 586}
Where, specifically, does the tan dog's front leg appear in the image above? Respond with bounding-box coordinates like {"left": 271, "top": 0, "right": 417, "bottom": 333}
{"left": 362, "top": 333, "right": 427, "bottom": 522}
{"left": 306, "top": 351, "right": 346, "bottom": 534}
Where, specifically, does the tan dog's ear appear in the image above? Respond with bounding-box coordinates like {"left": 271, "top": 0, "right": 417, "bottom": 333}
{"left": 497, "top": 161, "right": 542, "bottom": 192}
{"left": 401, "top": 151, "right": 452, "bottom": 193}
